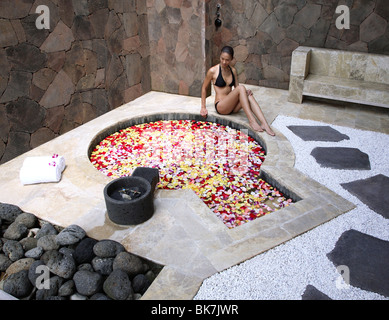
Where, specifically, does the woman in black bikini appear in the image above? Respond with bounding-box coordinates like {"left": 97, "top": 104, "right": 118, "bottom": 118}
{"left": 200, "top": 46, "right": 275, "bottom": 136}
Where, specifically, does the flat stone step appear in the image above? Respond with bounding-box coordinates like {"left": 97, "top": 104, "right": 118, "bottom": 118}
{"left": 301, "top": 285, "right": 331, "bottom": 300}
{"left": 0, "top": 290, "right": 18, "bottom": 300}
{"left": 341, "top": 174, "right": 389, "bottom": 219}
{"left": 287, "top": 125, "right": 350, "bottom": 142}
{"left": 327, "top": 229, "right": 389, "bottom": 298}
{"left": 311, "top": 147, "right": 371, "bottom": 170}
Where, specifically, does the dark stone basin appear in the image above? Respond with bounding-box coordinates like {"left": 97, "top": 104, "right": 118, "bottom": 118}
{"left": 104, "top": 175, "right": 155, "bottom": 225}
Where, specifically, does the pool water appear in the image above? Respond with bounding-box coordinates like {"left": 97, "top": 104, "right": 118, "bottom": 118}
{"left": 90, "top": 120, "right": 292, "bottom": 228}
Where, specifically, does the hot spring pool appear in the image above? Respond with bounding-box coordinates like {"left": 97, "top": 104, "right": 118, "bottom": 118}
{"left": 90, "top": 119, "right": 293, "bottom": 228}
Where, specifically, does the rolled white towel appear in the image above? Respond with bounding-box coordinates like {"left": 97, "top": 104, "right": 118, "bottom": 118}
{"left": 20, "top": 154, "right": 66, "bottom": 185}
{"left": 22, "top": 154, "right": 65, "bottom": 172}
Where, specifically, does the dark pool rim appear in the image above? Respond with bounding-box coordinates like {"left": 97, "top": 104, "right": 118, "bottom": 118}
{"left": 87, "top": 112, "right": 301, "bottom": 203}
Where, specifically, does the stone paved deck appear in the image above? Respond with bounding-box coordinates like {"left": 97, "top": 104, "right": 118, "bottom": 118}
{"left": 1, "top": 86, "right": 388, "bottom": 299}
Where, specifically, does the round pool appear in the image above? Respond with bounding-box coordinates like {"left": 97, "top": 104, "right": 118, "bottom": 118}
{"left": 89, "top": 115, "right": 292, "bottom": 228}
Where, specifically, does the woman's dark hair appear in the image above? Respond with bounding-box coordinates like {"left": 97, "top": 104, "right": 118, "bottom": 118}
{"left": 221, "top": 46, "right": 234, "bottom": 59}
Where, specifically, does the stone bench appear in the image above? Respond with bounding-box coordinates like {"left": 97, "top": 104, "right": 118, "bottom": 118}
{"left": 288, "top": 46, "right": 389, "bottom": 108}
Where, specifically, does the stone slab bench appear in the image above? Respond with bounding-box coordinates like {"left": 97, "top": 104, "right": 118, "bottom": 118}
{"left": 288, "top": 46, "right": 389, "bottom": 108}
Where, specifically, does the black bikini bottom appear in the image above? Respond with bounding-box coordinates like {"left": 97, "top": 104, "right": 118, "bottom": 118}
{"left": 215, "top": 101, "right": 233, "bottom": 115}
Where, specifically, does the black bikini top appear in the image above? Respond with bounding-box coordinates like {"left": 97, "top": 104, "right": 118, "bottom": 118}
{"left": 214, "top": 65, "right": 235, "bottom": 88}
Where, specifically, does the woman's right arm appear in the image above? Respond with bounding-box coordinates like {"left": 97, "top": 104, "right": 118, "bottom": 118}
{"left": 200, "top": 68, "right": 214, "bottom": 118}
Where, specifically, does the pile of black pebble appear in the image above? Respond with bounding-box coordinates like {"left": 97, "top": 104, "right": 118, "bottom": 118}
{"left": 0, "top": 203, "right": 162, "bottom": 300}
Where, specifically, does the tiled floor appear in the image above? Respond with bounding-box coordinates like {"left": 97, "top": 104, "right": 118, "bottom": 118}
{"left": 0, "top": 86, "right": 388, "bottom": 299}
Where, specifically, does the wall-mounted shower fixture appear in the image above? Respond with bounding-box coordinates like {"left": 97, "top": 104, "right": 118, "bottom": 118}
{"left": 215, "top": 3, "right": 222, "bottom": 28}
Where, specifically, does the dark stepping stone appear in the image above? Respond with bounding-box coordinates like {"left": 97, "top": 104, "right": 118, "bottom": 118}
{"left": 131, "top": 167, "right": 160, "bottom": 193}
{"left": 327, "top": 229, "right": 389, "bottom": 297}
{"left": 311, "top": 147, "right": 371, "bottom": 170}
{"left": 341, "top": 174, "right": 389, "bottom": 219}
{"left": 287, "top": 125, "right": 350, "bottom": 142}
{"left": 301, "top": 285, "right": 332, "bottom": 300}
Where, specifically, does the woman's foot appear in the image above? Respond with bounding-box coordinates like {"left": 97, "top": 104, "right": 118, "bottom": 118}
{"left": 261, "top": 124, "right": 275, "bottom": 136}
{"left": 249, "top": 121, "right": 264, "bottom": 132}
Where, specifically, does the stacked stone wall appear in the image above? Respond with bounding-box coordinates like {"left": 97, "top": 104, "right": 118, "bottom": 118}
{"left": 147, "top": 0, "right": 210, "bottom": 97}
{"left": 209, "top": 0, "right": 389, "bottom": 89}
{"left": 0, "top": 0, "right": 150, "bottom": 164}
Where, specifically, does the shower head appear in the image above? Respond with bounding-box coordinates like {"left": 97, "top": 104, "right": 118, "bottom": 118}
{"left": 215, "top": 4, "right": 222, "bottom": 28}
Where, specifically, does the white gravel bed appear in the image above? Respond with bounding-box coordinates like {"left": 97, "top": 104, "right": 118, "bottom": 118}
{"left": 194, "top": 115, "right": 389, "bottom": 300}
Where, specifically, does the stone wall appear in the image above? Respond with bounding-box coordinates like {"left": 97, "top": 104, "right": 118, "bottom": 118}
{"left": 0, "top": 0, "right": 150, "bottom": 164}
{"left": 145, "top": 0, "right": 389, "bottom": 96}
{"left": 208, "top": 0, "right": 389, "bottom": 89}
{"left": 146, "top": 0, "right": 211, "bottom": 97}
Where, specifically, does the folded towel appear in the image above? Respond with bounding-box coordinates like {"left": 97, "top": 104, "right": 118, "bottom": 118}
{"left": 20, "top": 154, "right": 66, "bottom": 185}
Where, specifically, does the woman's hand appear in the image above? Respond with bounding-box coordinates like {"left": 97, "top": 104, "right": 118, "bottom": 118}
{"left": 247, "top": 89, "right": 253, "bottom": 97}
{"left": 200, "top": 107, "right": 208, "bottom": 119}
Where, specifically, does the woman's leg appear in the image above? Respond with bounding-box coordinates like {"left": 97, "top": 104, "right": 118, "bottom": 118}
{"left": 216, "top": 85, "right": 263, "bottom": 132}
{"left": 231, "top": 102, "right": 265, "bottom": 132}
{"left": 247, "top": 94, "right": 275, "bottom": 136}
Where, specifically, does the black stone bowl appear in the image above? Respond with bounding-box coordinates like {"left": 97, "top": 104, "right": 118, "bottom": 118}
{"left": 104, "top": 176, "right": 154, "bottom": 225}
